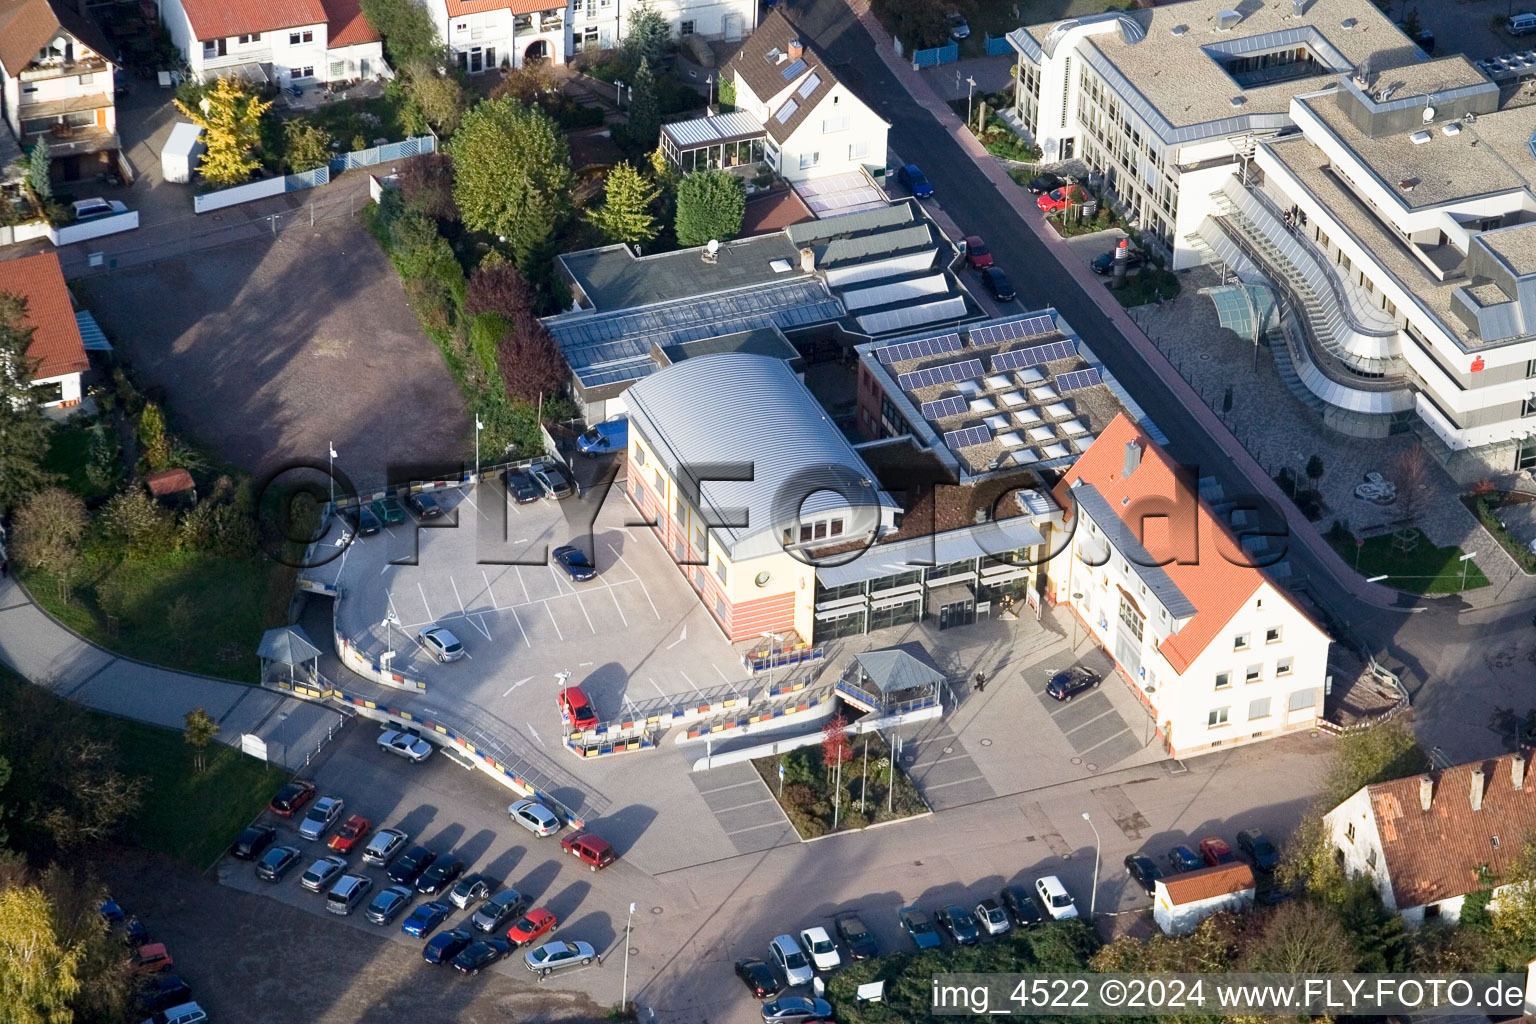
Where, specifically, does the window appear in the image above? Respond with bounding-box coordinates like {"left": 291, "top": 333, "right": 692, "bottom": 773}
{"left": 303, "top": 30, "right": 314, "bottom": 42}
{"left": 1248, "top": 697, "right": 1271, "bottom": 720}
{"left": 1233, "top": 633, "right": 1250, "bottom": 651}
{"left": 799, "top": 524, "right": 813, "bottom": 543}
{"left": 714, "top": 596, "right": 727, "bottom": 620}
{"left": 238, "top": 33, "right": 260, "bottom": 43}
{"left": 633, "top": 443, "right": 645, "bottom": 466}
{"left": 78, "top": 72, "right": 94, "bottom": 84}
{"left": 1366, "top": 848, "right": 1377, "bottom": 869}
{"left": 1265, "top": 626, "right": 1282, "bottom": 644}
{"left": 652, "top": 468, "right": 664, "bottom": 494}
{"left": 1287, "top": 688, "right": 1318, "bottom": 712}
{"left": 290, "top": 32, "right": 301, "bottom": 44}
{"left": 1345, "top": 821, "right": 1356, "bottom": 842}
{"left": 822, "top": 115, "right": 849, "bottom": 133}
{"left": 1208, "top": 707, "right": 1230, "bottom": 727}
{"left": 814, "top": 521, "right": 827, "bottom": 540}
{"left": 849, "top": 140, "right": 869, "bottom": 160}
{"left": 1214, "top": 671, "right": 1231, "bottom": 690}
{"left": 680, "top": 19, "right": 695, "bottom": 34}
{"left": 674, "top": 496, "right": 685, "bottom": 524}
{"left": 1276, "top": 657, "right": 1293, "bottom": 677}
{"left": 1524, "top": 397, "right": 1536, "bottom": 418}
{"left": 1245, "top": 664, "right": 1262, "bottom": 683}
{"left": 799, "top": 151, "right": 820, "bottom": 169}
{"left": 829, "top": 519, "right": 844, "bottom": 537}
{"left": 715, "top": 557, "right": 727, "bottom": 585}
{"left": 299, "top": 66, "right": 314, "bottom": 78}
{"left": 1118, "top": 595, "right": 1144, "bottom": 641}
{"left": 694, "top": 526, "right": 706, "bottom": 553}
{"left": 1527, "top": 358, "right": 1536, "bottom": 379}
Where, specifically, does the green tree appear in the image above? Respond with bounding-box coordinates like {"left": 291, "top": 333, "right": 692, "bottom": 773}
{"left": 625, "top": 57, "right": 660, "bottom": 150}
{"left": 173, "top": 76, "right": 271, "bottom": 186}
{"left": 0, "top": 885, "right": 81, "bottom": 1024}
{"left": 138, "top": 401, "right": 171, "bottom": 472}
{"left": 717, "top": 75, "right": 736, "bottom": 110}
{"left": 402, "top": 60, "right": 465, "bottom": 135}
{"left": 1306, "top": 454, "right": 1325, "bottom": 488}
{"left": 675, "top": 169, "right": 744, "bottom": 247}
{"left": 11, "top": 488, "right": 88, "bottom": 594}
{"left": 496, "top": 312, "right": 569, "bottom": 403}
{"left": 621, "top": 0, "right": 671, "bottom": 77}
{"left": 282, "top": 120, "right": 332, "bottom": 172}
{"left": 26, "top": 142, "right": 51, "bottom": 202}
{"left": 183, "top": 707, "right": 220, "bottom": 773}
{"left": 0, "top": 294, "right": 55, "bottom": 513}
{"left": 587, "top": 161, "right": 660, "bottom": 245}
{"left": 101, "top": 490, "right": 176, "bottom": 561}
{"left": 450, "top": 98, "right": 574, "bottom": 265}
{"left": 84, "top": 424, "right": 119, "bottom": 492}
{"left": 36, "top": 866, "right": 132, "bottom": 1023}
{"left": 360, "top": 0, "right": 442, "bottom": 66}
{"left": 1486, "top": 836, "right": 1536, "bottom": 970}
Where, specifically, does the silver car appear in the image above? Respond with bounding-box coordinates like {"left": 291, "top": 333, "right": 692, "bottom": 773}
{"left": 300, "top": 855, "right": 348, "bottom": 893}
{"left": 508, "top": 799, "right": 561, "bottom": 837}
{"left": 298, "top": 796, "right": 344, "bottom": 840}
{"left": 524, "top": 939, "right": 596, "bottom": 976}
{"left": 378, "top": 730, "right": 433, "bottom": 762}
{"left": 419, "top": 625, "right": 465, "bottom": 662}
{"left": 470, "top": 888, "right": 528, "bottom": 933}
{"left": 361, "top": 828, "right": 409, "bottom": 867}
{"left": 529, "top": 461, "right": 575, "bottom": 500}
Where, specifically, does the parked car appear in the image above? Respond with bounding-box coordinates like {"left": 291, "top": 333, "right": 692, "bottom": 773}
{"left": 298, "top": 796, "right": 344, "bottom": 840}
{"left": 975, "top": 898, "right": 1011, "bottom": 936}
{"left": 964, "top": 235, "right": 993, "bottom": 270}
{"left": 506, "top": 470, "right": 540, "bottom": 503}
{"left": 422, "top": 928, "right": 476, "bottom": 965}
{"left": 328, "top": 815, "right": 372, "bottom": 854}
{"left": 761, "top": 996, "right": 833, "bottom": 1024}
{"left": 1046, "top": 666, "right": 1100, "bottom": 701}
{"left": 798, "top": 925, "right": 841, "bottom": 971}
{"left": 136, "top": 975, "right": 193, "bottom": 1014}
{"left": 255, "top": 845, "right": 301, "bottom": 882}
{"left": 230, "top": 825, "right": 275, "bottom": 860}
{"left": 834, "top": 913, "right": 878, "bottom": 960}
{"left": 348, "top": 504, "right": 382, "bottom": 536}
{"left": 898, "top": 164, "right": 933, "bottom": 198}
{"left": 1396, "top": 20, "right": 1434, "bottom": 51}
{"left": 387, "top": 845, "right": 438, "bottom": 886}
{"left": 506, "top": 908, "right": 559, "bottom": 948}
{"left": 371, "top": 497, "right": 406, "bottom": 525}
{"left": 560, "top": 831, "right": 617, "bottom": 871}
{"left": 1001, "top": 884, "right": 1044, "bottom": 928}
{"left": 530, "top": 461, "right": 575, "bottom": 500}
{"left": 938, "top": 904, "right": 981, "bottom": 945}
{"left": 510, "top": 799, "right": 562, "bottom": 837}
{"left": 365, "top": 884, "right": 414, "bottom": 925}
{"left": 1036, "top": 184, "right": 1090, "bottom": 213}
{"left": 72, "top": 197, "right": 127, "bottom": 222}
{"left": 553, "top": 545, "right": 598, "bottom": 582}
{"left": 1237, "top": 828, "right": 1280, "bottom": 872}
{"left": 1125, "top": 854, "right": 1163, "bottom": 896}
{"left": 415, "top": 857, "right": 465, "bottom": 896}
{"left": 419, "top": 625, "right": 465, "bottom": 663}
{"left": 141, "top": 1002, "right": 207, "bottom": 1024}
{"left": 470, "top": 888, "right": 529, "bottom": 933}
{"left": 378, "top": 729, "right": 433, "bottom": 762}
{"left": 268, "top": 779, "right": 315, "bottom": 817}
{"left": 577, "top": 419, "right": 628, "bottom": 455}
{"left": 768, "top": 933, "right": 813, "bottom": 986}
{"left": 454, "top": 937, "right": 514, "bottom": 975}
{"left": 362, "top": 828, "right": 409, "bottom": 867}
{"left": 449, "top": 872, "right": 497, "bottom": 910}
{"left": 524, "top": 939, "right": 596, "bottom": 976}
{"left": 898, "top": 905, "right": 941, "bottom": 949}
{"left": 1200, "top": 836, "right": 1236, "bottom": 866}
{"left": 980, "top": 265, "right": 1016, "bottom": 302}
{"left": 735, "top": 957, "right": 781, "bottom": 998}
{"left": 402, "top": 900, "right": 451, "bottom": 939}
{"left": 130, "top": 943, "right": 174, "bottom": 974}
{"left": 1035, "top": 875, "right": 1079, "bottom": 920}
{"left": 1024, "top": 172, "right": 1063, "bottom": 195}
{"left": 300, "top": 855, "right": 348, "bottom": 893}
{"left": 1091, "top": 245, "right": 1147, "bottom": 275}
{"left": 558, "top": 687, "right": 600, "bottom": 730}
{"left": 326, "top": 874, "right": 374, "bottom": 916}
{"left": 409, "top": 492, "right": 443, "bottom": 518}
{"left": 1167, "top": 845, "right": 1203, "bottom": 874}
{"left": 945, "top": 10, "right": 970, "bottom": 39}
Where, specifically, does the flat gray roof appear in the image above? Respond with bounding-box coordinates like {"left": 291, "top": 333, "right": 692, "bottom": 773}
{"left": 1479, "top": 222, "right": 1536, "bottom": 278}
{"left": 1072, "top": 480, "right": 1196, "bottom": 619}
{"left": 658, "top": 326, "right": 801, "bottom": 365}
{"left": 560, "top": 236, "right": 805, "bottom": 311}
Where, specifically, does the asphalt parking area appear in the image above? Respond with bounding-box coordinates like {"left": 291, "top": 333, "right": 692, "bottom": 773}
{"left": 690, "top": 764, "right": 795, "bottom": 856}
{"left": 1034, "top": 661, "right": 1143, "bottom": 770}
{"left": 899, "top": 719, "right": 997, "bottom": 811}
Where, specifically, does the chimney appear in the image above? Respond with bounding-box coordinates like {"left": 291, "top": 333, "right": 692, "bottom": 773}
{"left": 1122, "top": 441, "right": 1142, "bottom": 478}
{"left": 1419, "top": 775, "right": 1433, "bottom": 811}
{"left": 800, "top": 247, "right": 815, "bottom": 272}
{"left": 1470, "top": 767, "right": 1485, "bottom": 811}
{"left": 1514, "top": 754, "right": 1527, "bottom": 791}
{"left": 788, "top": 38, "right": 804, "bottom": 61}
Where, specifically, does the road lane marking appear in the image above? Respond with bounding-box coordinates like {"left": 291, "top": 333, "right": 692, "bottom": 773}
{"left": 608, "top": 543, "right": 660, "bottom": 618}
{"left": 680, "top": 671, "right": 702, "bottom": 695}
{"left": 512, "top": 608, "right": 531, "bottom": 648}
{"left": 607, "top": 586, "right": 629, "bottom": 628}
{"left": 649, "top": 677, "right": 667, "bottom": 698}
{"left": 482, "top": 571, "right": 500, "bottom": 610}
{"left": 503, "top": 676, "right": 533, "bottom": 697}
{"left": 666, "top": 627, "right": 687, "bottom": 649}
{"left": 573, "top": 593, "right": 595, "bottom": 632}
{"left": 417, "top": 582, "right": 434, "bottom": 622}
{"left": 450, "top": 576, "right": 467, "bottom": 613}
{"left": 513, "top": 565, "right": 531, "bottom": 604}
{"left": 526, "top": 723, "right": 543, "bottom": 746}
{"left": 545, "top": 601, "right": 565, "bottom": 641}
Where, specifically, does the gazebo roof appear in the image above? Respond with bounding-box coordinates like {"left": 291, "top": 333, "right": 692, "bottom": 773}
{"left": 855, "top": 646, "right": 944, "bottom": 693}
{"left": 257, "top": 625, "right": 321, "bottom": 665}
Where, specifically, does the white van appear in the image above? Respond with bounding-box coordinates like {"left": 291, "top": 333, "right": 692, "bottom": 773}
{"left": 1509, "top": 12, "right": 1536, "bottom": 35}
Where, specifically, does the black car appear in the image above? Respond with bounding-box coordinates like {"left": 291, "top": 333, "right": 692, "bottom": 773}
{"left": 268, "top": 780, "right": 315, "bottom": 817}
{"left": 834, "top": 913, "right": 878, "bottom": 960}
{"left": 388, "top": 845, "right": 438, "bottom": 886}
{"left": 1124, "top": 854, "right": 1163, "bottom": 896}
{"left": 734, "top": 957, "right": 780, "bottom": 999}
{"left": 1046, "top": 666, "right": 1100, "bottom": 701}
{"left": 1091, "top": 246, "right": 1147, "bottom": 275}
{"left": 422, "top": 928, "right": 475, "bottom": 965}
{"left": 938, "top": 904, "right": 980, "bottom": 945}
{"left": 1025, "top": 173, "right": 1063, "bottom": 195}
{"left": 1237, "top": 828, "right": 1280, "bottom": 872}
{"left": 452, "top": 937, "right": 513, "bottom": 975}
{"left": 255, "top": 844, "right": 301, "bottom": 882}
{"left": 1001, "top": 884, "right": 1044, "bottom": 928}
{"left": 409, "top": 492, "right": 443, "bottom": 518}
{"left": 349, "top": 504, "right": 382, "bottom": 536}
{"left": 136, "top": 975, "right": 192, "bottom": 1014}
{"left": 980, "top": 266, "right": 1016, "bottom": 303}
{"left": 506, "top": 471, "right": 540, "bottom": 504}
{"left": 231, "top": 825, "right": 276, "bottom": 860}
{"left": 552, "top": 545, "right": 597, "bottom": 582}
{"left": 415, "top": 857, "right": 465, "bottom": 896}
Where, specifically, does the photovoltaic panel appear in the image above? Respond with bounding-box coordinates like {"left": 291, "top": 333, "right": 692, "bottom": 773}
{"left": 1055, "top": 367, "right": 1104, "bottom": 393}
{"left": 943, "top": 424, "right": 992, "bottom": 449}
{"left": 875, "top": 332, "right": 962, "bottom": 365}
{"left": 920, "top": 395, "right": 968, "bottom": 420}
{"left": 968, "top": 313, "right": 1058, "bottom": 347}
{"left": 782, "top": 58, "right": 809, "bottom": 80}
{"left": 990, "top": 341, "right": 1074, "bottom": 372}
{"left": 896, "top": 357, "right": 984, "bottom": 392}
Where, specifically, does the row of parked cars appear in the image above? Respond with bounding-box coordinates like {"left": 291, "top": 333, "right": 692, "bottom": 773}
{"left": 98, "top": 900, "right": 208, "bottom": 1024}
{"left": 1123, "top": 828, "right": 1280, "bottom": 896}
{"left": 341, "top": 458, "right": 580, "bottom": 539}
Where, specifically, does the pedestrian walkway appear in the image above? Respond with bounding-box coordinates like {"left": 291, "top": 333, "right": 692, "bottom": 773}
{"left": 0, "top": 577, "right": 344, "bottom": 771}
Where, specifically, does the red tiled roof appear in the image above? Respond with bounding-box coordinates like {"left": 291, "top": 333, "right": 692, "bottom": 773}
{"left": 739, "top": 189, "right": 815, "bottom": 237}
{"left": 1367, "top": 752, "right": 1536, "bottom": 910}
{"left": 0, "top": 252, "right": 88, "bottom": 381}
{"left": 318, "top": 0, "right": 379, "bottom": 46}
{"left": 446, "top": 0, "right": 554, "bottom": 16}
{"left": 146, "top": 468, "right": 196, "bottom": 497}
{"left": 0, "top": 0, "right": 114, "bottom": 79}
{"left": 1054, "top": 413, "right": 1316, "bottom": 674}
{"left": 1160, "top": 862, "right": 1255, "bottom": 905}
{"left": 178, "top": 0, "right": 326, "bottom": 40}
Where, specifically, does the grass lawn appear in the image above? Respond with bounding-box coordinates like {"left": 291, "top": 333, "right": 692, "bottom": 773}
{"left": 1327, "top": 527, "right": 1490, "bottom": 595}
{"left": 43, "top": 422, "right": 98, "bottom": 497}
{"left": 752, "top": 733, "right": 928, "bottom": 839}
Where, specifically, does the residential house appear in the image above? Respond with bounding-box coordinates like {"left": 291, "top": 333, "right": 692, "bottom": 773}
{"left": 428, "top": 0, "right": 567, "bottom": 72}
{"left": 1049, "top": 414, "right": 1333, "bottom": 759}
{"left": 1323, "top": 751, "right": 1536, "bottom": 926}
{"left": 0, "top": 250, "right": 89, "bottom": 409}
{"left": 158, "top": 0, "right": 386, "bottom": 87}
{"left": 0, "top": 0, "right": 119, "bottom": 182}
{"left": 570, "top": 0, "right": 753, "bottom": 55}
{"left": 1153, "top": 863, "right": 1256, "bottom": 936}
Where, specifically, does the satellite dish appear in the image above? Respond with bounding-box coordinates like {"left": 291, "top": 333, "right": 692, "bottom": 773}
{"left": 1423, "top": 105, "right": 1436, "bottom": 122}
{"left": 707, "top": 239, "right": 720, "bottom": 255}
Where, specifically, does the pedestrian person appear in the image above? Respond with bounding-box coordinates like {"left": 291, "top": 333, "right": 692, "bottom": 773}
{"left": 974, "top": 672, "right": 986, "bottom": 693}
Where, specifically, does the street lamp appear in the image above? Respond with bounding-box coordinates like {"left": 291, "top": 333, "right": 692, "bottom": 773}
{"left": 1365, "top": 574, "right": 1389, "bottom": 584}
{"left": 1082, "top": 811, "right": 1101, "bottom": 919}
{"left": 615, "top": 79, "right": 624, "bottom": 107}
{"left": 475, "top": 417, "right": 484, "bottom": 484}
{"left": 328, "top": 442, "right": 338, "bottom": 506}
{"left": 621, "top": 901, "right": 636, "bottom": 1012}
{"left": 966, "top": 75, "right": 977, "bottom": 129}
{"left": 1458, "top": 551, "right": 1477, "bottom": 593}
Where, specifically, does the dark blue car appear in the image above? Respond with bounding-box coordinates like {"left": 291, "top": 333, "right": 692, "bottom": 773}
{"left": 553, "top": 545, "right": 597, "bottom": 582}
{"left": 422, "top": 927, "right": 475, "bottom": 965}
{"left": 899, "top": 164, "right": 933, "bottom": 198}
{"left": 1167, "top": 845, "right": 1203, "bottom": 874}
{"left": 402, "top": 900, "right": 451, "bottom": 939}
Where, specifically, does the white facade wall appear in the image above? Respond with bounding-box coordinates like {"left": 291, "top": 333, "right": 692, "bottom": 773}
{"left": 777, "top": 82, "right": 887, "bottom": 183}
{"left": 1, "top": 75, "right": 18, "bottom": 139}
{"left": 1152, "top": 886, "right": 1255, "bottom": 936}
{"left": 160, "top": 0, "right": 377, "bottom": 85}
{"left": 570, "top": 0, "right": 751, "bottom": 55}
{"left": 2, "top": 32, "right": 116, "bottom": 142}
{"left": 31, "top": 371, "right": 82, "bottom": 408}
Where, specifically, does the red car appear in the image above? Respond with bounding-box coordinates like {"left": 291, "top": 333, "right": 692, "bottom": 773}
{"left": 328, "top": 814, "right": 372, "bottom": 854}
{"left": 964, "top": 235, "right": 993, "bottom": 270}
{"left": 268, "top": 779, "right": 315, "bottom": 818}
{"left": 1199, "top": 836, "right": 1236, "bottom": 866}
{"left": 1036, "top": 184, "right": 1089, "bottom": 213}
{"left": 557, "top": 687, "right": 599, "bottom": 731}
{"left": 130, "top": 943, "right": 174, "bottom": 974}
{"left": 506, "top": 907, "right": 558, "bottom": 947}
{"left": 560, "top": 831, "right": 617, "bottom": 871}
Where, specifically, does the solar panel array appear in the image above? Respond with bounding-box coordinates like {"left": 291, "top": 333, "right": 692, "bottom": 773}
{"left": 798, "top": 72, "right": 822, "bottom": 97}
{"left": 1055, "top": 367, "right": 1103, "bottom": 393}
{"left": 876, "top": 332, "right": 962, "bottom": 365}
{"left": 781, "top": 58, "right": 808, "bottom": 80}
{"left": 944, "top": 425, "right": 992, "bottom": 449}
{"left": 775, "top": 98, "right": 798, "bottom": 123}
{"left": 990, "top": 340, "right": 1075, "bottom": 372}
{"left": 920, "top": 395, "right": 968, "bottom": 420}
{"left": 897, "top": 358, "right": 984, "bottom": 392}
{"left": 969, "top": 314, "right": 1057, "bottom": 347}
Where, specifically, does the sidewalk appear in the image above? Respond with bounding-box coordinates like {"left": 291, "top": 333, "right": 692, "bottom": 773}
{"left": 0, "top": 577, "right": 344, "bottom": 771}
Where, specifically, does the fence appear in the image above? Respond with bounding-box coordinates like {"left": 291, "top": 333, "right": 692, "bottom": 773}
{"left": 984, "top": 33, "right": 1013, "bottom": 56}
{"left": 193, "top": 166, "right": 330, "bottom": 214}
{"left": 328, "top": 134, "right": 436, "bottom": 174}
{"left": 909, "top": 40, "right": 960, "bottom": 68}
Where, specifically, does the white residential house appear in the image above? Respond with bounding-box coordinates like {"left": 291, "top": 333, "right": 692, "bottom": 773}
{"left": 158, "top": 0, "right": 386, "bottom": 87}
{"left": 0, "top": 0, "right": 119, "bottom": 182}
{"left": 570, "top": 0, "right": 753, "bottom": 55}
{"left": 1047, "top": 413, "right": 1333, "bottom": 760}
{"left": 428, "top": 0, "right": 567, "bottom": 72}
{"left": 0, "top": 251, "right": 90, "bottom": 409}
{"left": 1323, "top": 751, "right": 1536, "bottom": 926}
{"left": 1153, "top": 863, "right": 1256, "bottom": 936}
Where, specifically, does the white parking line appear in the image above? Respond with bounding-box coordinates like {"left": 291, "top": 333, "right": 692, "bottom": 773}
{"left": 482, "top": 571, "right": 500, "bottom": 610}
{"left": 513, "top": 565, "right": 531, "bottom": 604}
{"left": 512, "top": 608, "right": 531, "bottom": 648}
{"left": 450, "top": 576, "right": 467, "bottom": 614}
{"left": 724, "top": 820, "right": 790, "bottom": 836}
{"left": 457, "top": 487, "right": 479, "bottom": 513}
{"left": 649, "top": 677, "right": 667, "bottom": 698}
{"left": 466, "top": 614, "right": 492, "bottom": 641}
{"left": 921, "top": 775, "right": 988, "bottom": 790}
{"left": 607, "top": 586, "right": 629, "bottom": 628}
{"left": 417, "top": 582, "right": 434, "bottom": 622}
{"left": 573, "top": 592, "right": 595, "bottom": 633}
{"left": 712, "top": 664, "right": 733, "bottom": 684}
{"left": 544, "top": 601, "right": 565, "bottom": 641}
{"left": 608, "top": 543, "right": 660, "bottom": 619}
{"left": 548, "top": 563, "right": 567, "bottom": 596}
{"left": 680, "top": 670, "right": 702, "bottom": 695}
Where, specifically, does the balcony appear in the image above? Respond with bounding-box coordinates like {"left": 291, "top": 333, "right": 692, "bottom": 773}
{"left": 19, "top": 56, "right": 109, "bottom": 82}
{"left": 23, "top": 124, "right": 119, "bottom": 158}
{"left": 19, "top": 92, "right": 114, "bottom": 121}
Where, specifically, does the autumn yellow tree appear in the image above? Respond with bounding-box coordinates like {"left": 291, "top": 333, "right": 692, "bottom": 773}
{"left": 174, "top": 77, "right": 272, "bottom": 186}
{"left": 0, "top": 885, "right": 82, "bottom": 1024}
